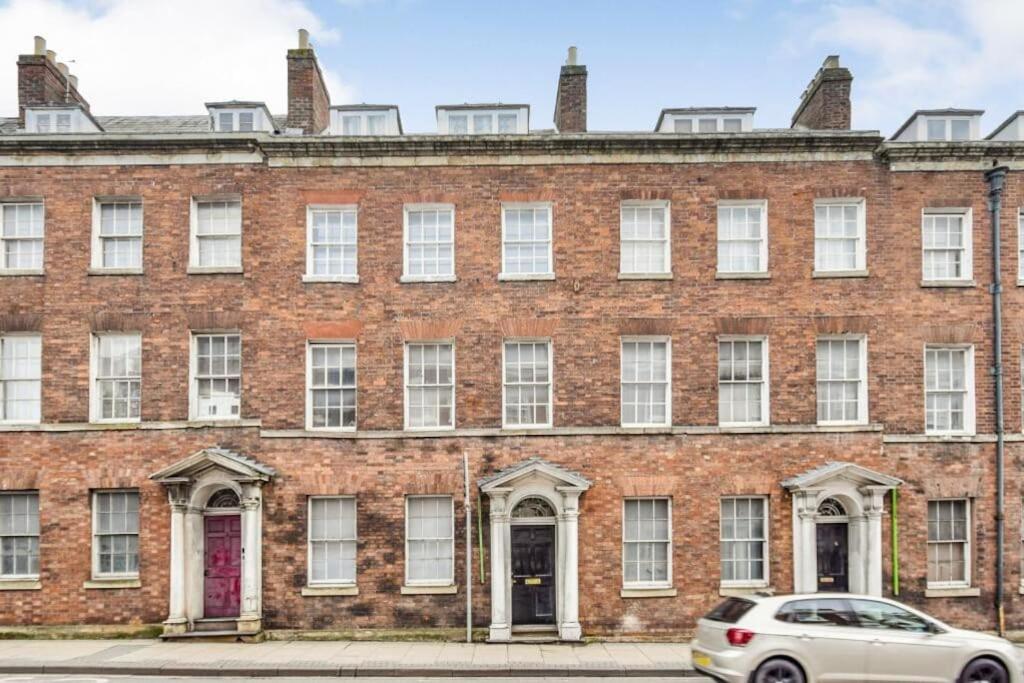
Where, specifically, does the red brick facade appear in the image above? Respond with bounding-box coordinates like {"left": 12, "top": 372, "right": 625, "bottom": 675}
{"left": 2, "top": 40, "right": 1024, "bottom": 640}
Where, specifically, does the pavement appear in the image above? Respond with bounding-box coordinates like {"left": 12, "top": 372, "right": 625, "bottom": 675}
{"left": 0, "top": 640, "right": 697, "bottom": 678}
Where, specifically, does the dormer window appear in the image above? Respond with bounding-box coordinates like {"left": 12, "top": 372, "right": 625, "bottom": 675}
{"left": 23, "top": 107, "right": 100, "bottom": 134}
{"left": 436, "top": 106, "right": 529, "bottom": 135}
{"left": 891, "top": 109, "right": 983, "bottom": 142}
{"left": 329, "top": 106, "right": 401, "bottom": 136}
{"left": 206, "top": 102, "right": 276, "bottom": 133}
{"left": 656, "top": 108, "right": 755, "bottom": 134}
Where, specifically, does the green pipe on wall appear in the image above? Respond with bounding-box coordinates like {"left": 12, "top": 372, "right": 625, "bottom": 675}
{"left": 891, "top": 488, "right": 900, "bottom": 596}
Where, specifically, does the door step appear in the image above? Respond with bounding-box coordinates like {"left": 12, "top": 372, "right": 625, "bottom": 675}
{"left": 193, "top": 617, "right": 240, "bottom": 633}
{"left": 160, "top": 629, "right": 246, "bottom": 642}
{"left": 510, "top": 625, "right": 559, "bottom": 643}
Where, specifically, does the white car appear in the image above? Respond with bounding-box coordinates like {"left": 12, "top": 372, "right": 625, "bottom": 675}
{"left": 691, "top": 593, "right": 1023, "bottom": 683}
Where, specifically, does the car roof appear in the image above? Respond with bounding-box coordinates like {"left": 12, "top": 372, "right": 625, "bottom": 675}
{"left": 728, "top": 593, "right": 902, "bottom": 608}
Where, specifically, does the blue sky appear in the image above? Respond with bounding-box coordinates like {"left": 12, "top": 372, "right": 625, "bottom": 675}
{"left": 2, "top": 0, "right": 1023, "bottom": 136}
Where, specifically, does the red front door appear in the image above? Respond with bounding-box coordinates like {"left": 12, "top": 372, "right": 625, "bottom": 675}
{"left": 204, "top": 515, "right": 241, "bottom": 618}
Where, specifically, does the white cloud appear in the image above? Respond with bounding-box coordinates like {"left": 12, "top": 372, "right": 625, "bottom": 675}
{"left": 808, "top": 0, "right": 1024, "bottom": 132}
{"left": 0, "top": 0, "right": 352, "bottom": 117}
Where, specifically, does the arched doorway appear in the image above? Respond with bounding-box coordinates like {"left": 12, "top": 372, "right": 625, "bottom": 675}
{"left": 202, "top": 489, "right": 242, "bottom": 619}
{"left": 815, "top": 497, "right": 849, "bottom": 592}
{"left": 510, "top": 497, "right": 557, "bottom": 628}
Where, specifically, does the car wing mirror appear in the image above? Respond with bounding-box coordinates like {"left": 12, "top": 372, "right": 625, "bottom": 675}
{"left": 925, "top": 622, "right": 945, "bottom": 635}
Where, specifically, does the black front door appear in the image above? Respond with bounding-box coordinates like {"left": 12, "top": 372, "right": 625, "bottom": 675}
{"left": 511, "top": 525, "right": 555, "bottom": 625}
{"left": 816, "top": 523, "right": 849, "bottom": 592}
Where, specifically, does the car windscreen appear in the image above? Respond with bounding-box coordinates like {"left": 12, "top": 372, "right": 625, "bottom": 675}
{"left": 704, "top": 597, "right": 756, "bottom": 623}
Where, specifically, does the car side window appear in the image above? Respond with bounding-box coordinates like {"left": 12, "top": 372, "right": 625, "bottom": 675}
{"left": 849, "top": 599, "right": 932, "bottom": 633}
{"left": 775, "top": 599, "right": 858, "bottom": 627}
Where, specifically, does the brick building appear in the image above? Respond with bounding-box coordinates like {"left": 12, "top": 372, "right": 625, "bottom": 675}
{"left": 1, "top": 32, "right": 1024, "bottom": 641}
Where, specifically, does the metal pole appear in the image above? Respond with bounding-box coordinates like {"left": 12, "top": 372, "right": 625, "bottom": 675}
{"left": 985, "top": 164, "right": 1009, "bottom": 636}
{"left": 464, "top": 453, "right": 472, "bottom": 643}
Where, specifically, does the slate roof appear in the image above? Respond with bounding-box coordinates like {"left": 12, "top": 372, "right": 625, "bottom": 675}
{"left": 0, "top": 114, "right": 289, "bottom": 135}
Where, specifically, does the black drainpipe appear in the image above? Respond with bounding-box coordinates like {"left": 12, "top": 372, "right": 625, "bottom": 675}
{"left": 985, "top": 163, "right": 1009, "bottom": 636}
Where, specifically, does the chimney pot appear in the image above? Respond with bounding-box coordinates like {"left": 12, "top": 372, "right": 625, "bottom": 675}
{"left": 45, "top": 49, "right": 56, "bottom": 63}
{"left": 68, "top": 74, "right": 79, "bottom": 89}
{"left": 567, "top": 46, "right": 577, "bottom": 66}
{"left": 298, "top": 28, "right": 310, "bottom": 49}
{"left": 823, "top": 55, "right": 840, "bottom": 69}
{"left": 34, "top": 36, "right": 46, "bottom": 55}
{"left": 57, "top": 62, "right": 69, "bottom": 76}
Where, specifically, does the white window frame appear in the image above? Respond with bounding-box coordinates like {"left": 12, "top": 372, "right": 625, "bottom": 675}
{"left": 305, "top": 341, "right": 357, "bottom": 431}
{"left": 189, "top": 332, "right": 242, "bottom": 422}
{"left": 926, "top": 498, "right": 971, "bottom": 589}
{"left": 499, "top": 202, "right": 554, "bottom": 280}
{"left": 719, "top": 495, "right": 769, "bottom": 589}
{"left": 189, "top": 197, "right": 242, "bottom": 273}
{"left": 718, "top": 335, "right": 770, "bottom": 427}
{"left": 661, "top": 114, "right": 753, "bottom": 133}
{"left": 403, "top": 341, "right": 455, "bottom": 431}
{"left": 813, "top": 198, "right": 867, "bottom": 274}
{"left": 921, "top": 208, "right": 972, "bottom": 284}
{"left": 620, "top": 336, "right": 672, "bottom": 428}
{"left": 0, "top": 491, "right": 40, "bottom": 580}
{"left": 91, "top": 198, "right": 143, "bottom": 273}
{"left": 404, "top": 495, "right": 455, "bottom": 587}
{"left": 501, "top": 338, "right": 553, "bottom": 429}
{"left": 1017, "top": 208, "right": 1024, "bottom": 285}
{"left": 307, "top": 496, "right": 357, "bottom": 587}
{"left": 91, "top": 489, "right": 140, "bottom": 580}
{"left": 304, "top": 204, "right": 358, "bottom": 283}
{"left": 923, "top": 344, "right": 976, "bottom": 436}
{"left": 437, "top": 107, "right": 528, "bottom": 135}
{"left": 619, "top": 200, "right": 671, "bottom": 277}
{"left": 0, "top": 333, "right": 42, "bottom": 424}
{"left": 0, "top": 200, "right": 45, "bottom": 274}
{"left": 716, "top": 199, "right": 768, "bottom": 275}
{"left": 815, "top": 335, "right": 869, "bottom": 426}
{"left": 89, "top": 333, "right": 142, "bottom": 424}
{"left": 924, "top": 117, "right": 975, "bottom": 142}
{"left": 621, "top": 497, "right": 673, "bottom": 590}
{"left": 401, "top": 203, "right": 456, "bottom": 283}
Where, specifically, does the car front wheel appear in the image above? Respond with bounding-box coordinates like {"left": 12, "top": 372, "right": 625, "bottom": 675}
{"left": 753, "top": 658, "right": 805, "bottom": 683}
{"left": 960, "top": 657, "right": 1009, "bottom": 683}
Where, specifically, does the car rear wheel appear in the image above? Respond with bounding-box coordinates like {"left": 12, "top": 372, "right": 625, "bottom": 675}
{"left": 753, "top": 658, "right": 805, "bottom": 683}
{"left": 960, "top": 657, "right": 1009, "bottom": 683}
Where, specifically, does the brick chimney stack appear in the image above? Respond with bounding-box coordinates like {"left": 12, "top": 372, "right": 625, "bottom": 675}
{"left": 286, "top": 28, "right": 331, "bottom": 135}
{"left": 17, "top": 36, "right": 90, "bottom": 125}
{"left": 554, "top": 46, "right": 587, "bottom": 133}
{"left": 791, "top": 55, "right": 853, "bottom": 130}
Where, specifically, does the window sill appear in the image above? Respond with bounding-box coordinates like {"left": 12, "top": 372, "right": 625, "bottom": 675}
{"left": 719, "top": 585, "right": 771, "bottom": 597}
{"left": 303, "top": 274, "right": 359, "bottom": 284}
{"left": 498, "top": 273, "right": 556, "bottom": 281}
{"left": 924, "top": 586, "right": 980, "bottom": 598}
{"left": 920, "top": 280, "right": 975, "bottom": 288}
{"left": 88, "top": 268, "right": 144, "bottom": 276}
{"left": 399, "top": 275, "right": 457, "bottom": 284}
{"left": 716, "top": 272, "right": 770, "bottom": 280}
{"left": 0, "top": 579, "right": 41, "bottom": 591}
{"left": 400, "top": 584, "right": 458, "bottom": 595}
{"left": 812, "top": 269, "right": 869, "bottom": 279}
{"left": 620, "top": 587, "right": 677, "bottom": 599}
{"left": 187, "top": 266, "right": 243, "bottom": 275}
{"left": 618, "top": 272, "right": 673, "bottom": 280}
{"left": 302, "top": 585, "right": 358, "bottom": 597}
{"left": 90, "top": 419, "right": 142, "bottom": 426}
{"left": 84, "top": 578, "right": 141, "bottom": 590}
{"left": 0, "top": 269, "right": 44, "bottom": 277}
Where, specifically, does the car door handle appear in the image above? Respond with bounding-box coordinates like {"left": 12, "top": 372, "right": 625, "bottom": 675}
{"left": 799, "top": 633, "right": 813, "bottom": 641}
{"left": 871, "top": 638, "right": 883, "bottom": 646}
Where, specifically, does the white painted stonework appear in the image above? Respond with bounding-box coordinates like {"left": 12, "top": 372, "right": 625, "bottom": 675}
{"left": 150, "top": 448, "right": 275, "bottom": 636}
{"left": 479, "top": 458, "right": 590, "bottom": 642}
{"left": 783, "top": 462, "right": 901, "bottom": 596}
